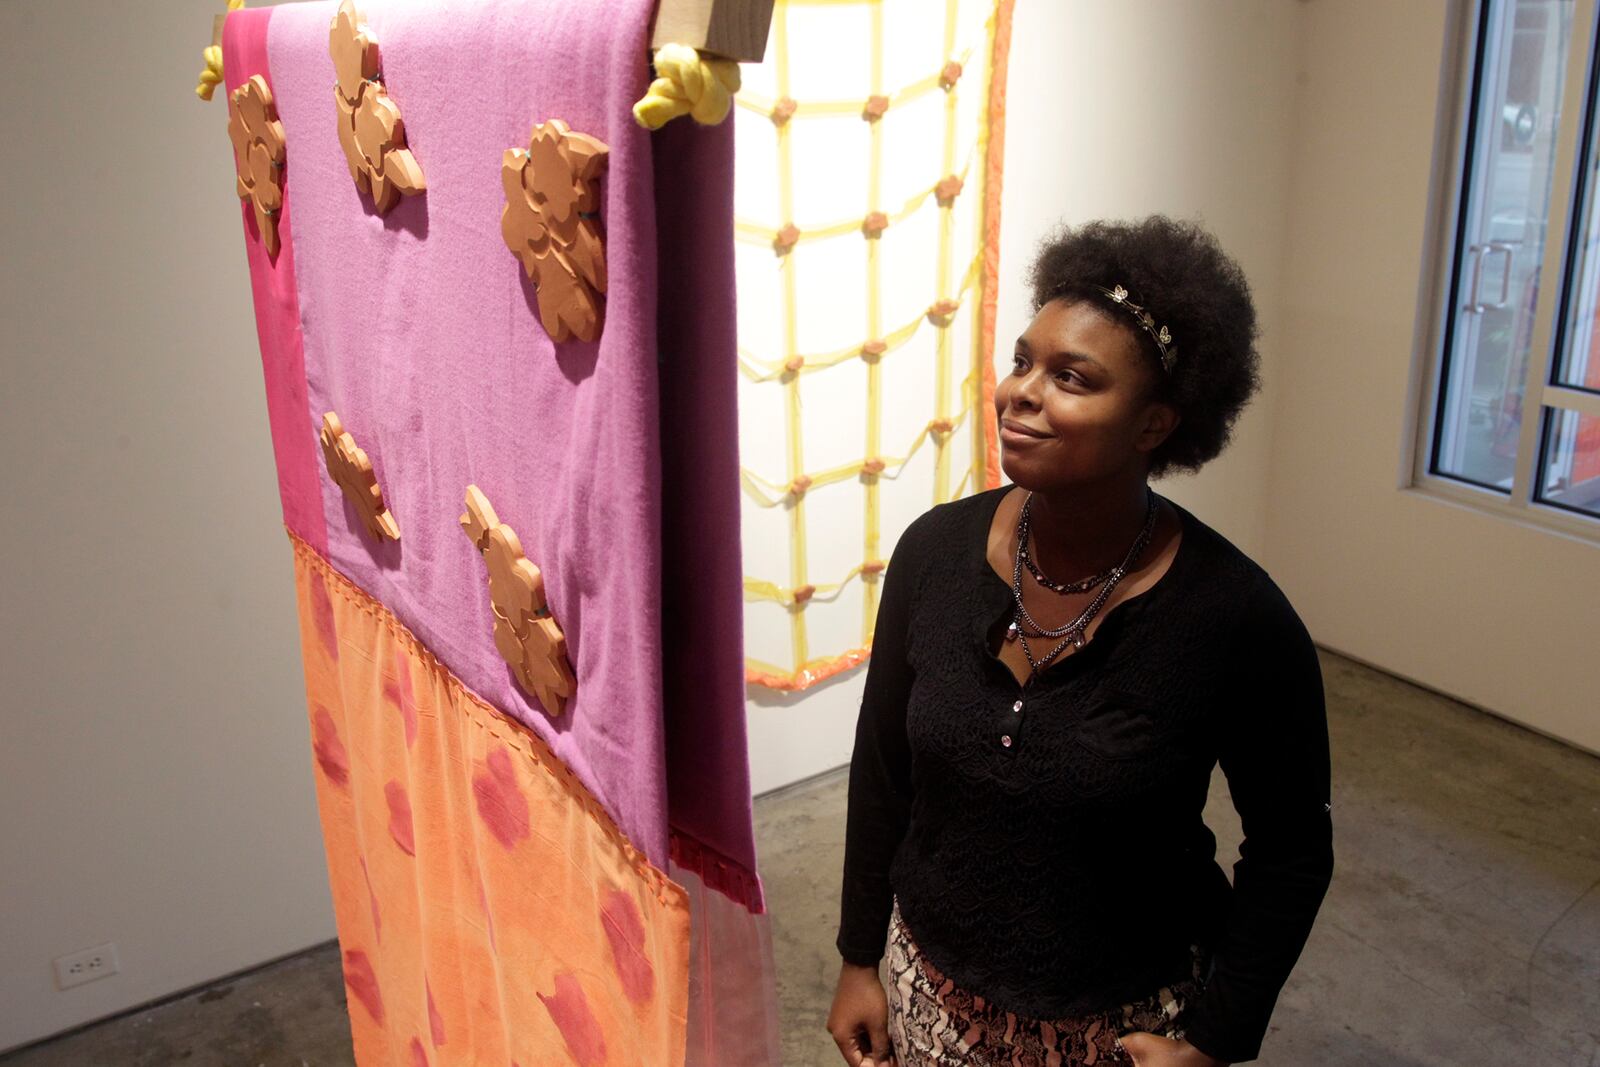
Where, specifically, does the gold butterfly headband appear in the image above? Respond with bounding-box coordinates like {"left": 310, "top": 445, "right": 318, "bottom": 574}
{"left": 1093, "top": 284, "right": 1178, "bottom": 372}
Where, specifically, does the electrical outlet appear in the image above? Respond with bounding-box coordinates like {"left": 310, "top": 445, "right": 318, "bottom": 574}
{"left": 53, "top": 942, "right": 119, "bottom": 990}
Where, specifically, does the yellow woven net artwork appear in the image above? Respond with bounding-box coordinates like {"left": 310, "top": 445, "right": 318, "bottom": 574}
{"left": 737, "top": 0, "right": 1015, "bottom": 690}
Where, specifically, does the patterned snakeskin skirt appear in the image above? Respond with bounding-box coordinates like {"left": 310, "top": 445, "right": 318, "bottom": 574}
{"left": 885, "top": 896, "right": 1211, "bottom": 1067}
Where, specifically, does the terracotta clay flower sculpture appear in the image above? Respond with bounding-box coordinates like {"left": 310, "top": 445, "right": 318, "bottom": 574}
{"left": 773, "top": 223, "right": 801, "bottom": 256}
{"left": 330, "top": 0, "right": 426, "bottom": 215}
{"left": 927, "top": 297, "right": 961, "bottom": 327}
{"left": 501, "top": 119, "right": 610, "bottom": 343}
{"left": 319, "top": 411, "right": 400, "bottom": 543}
{"left": 226, "top": 75, "right": 287, "bottom": 255}
{"left": 935, "top": 174, "right": 965, "bottom": 206}
{"left": 459, "top": 485, "right": 575, "bottom": 717}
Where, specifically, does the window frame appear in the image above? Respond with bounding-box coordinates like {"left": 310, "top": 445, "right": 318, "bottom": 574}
{"left": 1408, "top": 0, "right": 1600, "bottom": 541}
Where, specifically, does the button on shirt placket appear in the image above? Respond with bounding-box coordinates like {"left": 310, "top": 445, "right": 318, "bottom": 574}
{"left": 1000, "top": 698, "right": 1023, "bottom": 750}
{"left": 979, "top": 568, "right": 1108, "bottom": 756}
{"left": 988, "top": 621, "right": 1097, "bottom": 754}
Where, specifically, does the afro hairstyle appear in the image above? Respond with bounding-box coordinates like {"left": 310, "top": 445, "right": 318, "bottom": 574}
{"left": 1025, "top": 214, "right": 1262, "bottom": 479}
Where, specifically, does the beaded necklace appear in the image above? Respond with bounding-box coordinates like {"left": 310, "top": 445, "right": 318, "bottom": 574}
{"left": 1006, "top": 487, "right": 1158, "bottom": 677}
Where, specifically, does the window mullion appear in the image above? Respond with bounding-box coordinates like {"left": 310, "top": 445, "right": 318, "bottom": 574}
{"left": 1410, "top": 2, "right": 1480, "bottom": 491}
{"left": 1546, "top": 382, "right": 1600, "bottom": 415}
{"left": 1511, "top": 0, "right": 1600, "bottom": 509}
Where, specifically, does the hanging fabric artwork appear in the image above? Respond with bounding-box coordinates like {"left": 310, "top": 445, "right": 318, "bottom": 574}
{"left": 734, "top": 0, "right": 1016, "bottom": 691}
{"left": 220, "top": 1, "right": 777, "bottom": 1063}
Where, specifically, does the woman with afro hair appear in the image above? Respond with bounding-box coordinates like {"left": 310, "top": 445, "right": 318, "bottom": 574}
{"left": 827, "top": 215, "right": 1333, "bottom": 1067}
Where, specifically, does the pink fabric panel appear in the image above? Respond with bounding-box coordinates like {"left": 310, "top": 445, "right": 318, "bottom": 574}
{"left": 653, "top": 115, "right": 762, "bottom": 903}
{"left": 223, "top": 6, "right": 328, "bottom": 554}
{"left": 262, "top": 0, "right": 668, "bottom": 864}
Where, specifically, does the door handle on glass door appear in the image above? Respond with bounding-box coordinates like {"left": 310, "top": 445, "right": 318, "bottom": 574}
{"left": 1464, "top": 242, "right": 1486, "bottom": 314}
{"left": 1466, "top": 241, "right": 1517, "bottom": 313}
{"left": 1480, "top": 241, "right": 1516, "bottom": 311}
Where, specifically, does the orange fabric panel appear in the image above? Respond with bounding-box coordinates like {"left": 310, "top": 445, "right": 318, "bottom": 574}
{"left": 289, "top": 528, "right": 690, "bottom": 1067}
{"left": 979, "top": 0, "right": 1016, "bottom": 493}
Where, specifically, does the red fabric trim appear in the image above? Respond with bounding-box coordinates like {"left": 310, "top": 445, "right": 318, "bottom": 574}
{"left": 669, "top": 829, "right": 768, "bottom": 915}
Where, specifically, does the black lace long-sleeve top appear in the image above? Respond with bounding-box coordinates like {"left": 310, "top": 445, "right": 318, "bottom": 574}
{"left": 836, "top": 484, "right": 1334, "bottom": 1064}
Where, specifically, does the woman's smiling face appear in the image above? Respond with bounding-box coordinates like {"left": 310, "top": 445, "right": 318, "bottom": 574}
{"left": 994, "top": 298, "right": 1178, "bottom": 487}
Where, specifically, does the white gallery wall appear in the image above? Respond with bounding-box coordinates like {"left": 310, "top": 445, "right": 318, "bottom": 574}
{"left": 3, "top": 0, "right": 1593, "bottom": 1055}
{"left": 0, "top": 0, "right": 330, "bottom": 1053}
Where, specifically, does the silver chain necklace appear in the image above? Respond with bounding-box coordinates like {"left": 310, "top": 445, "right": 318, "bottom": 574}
{"left": 1006, "top": 487, "right": 1158, "bottom": 677}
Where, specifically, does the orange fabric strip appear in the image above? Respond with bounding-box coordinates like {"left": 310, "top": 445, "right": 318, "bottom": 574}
{"left": 980, "top": 0, "right": 1016, "bottom": 493}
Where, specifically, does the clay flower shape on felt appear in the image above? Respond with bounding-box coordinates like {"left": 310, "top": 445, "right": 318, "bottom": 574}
{"left": 501, "top": 119, "right": 610, "bottom": 344}
{"left": 460, "top": 485, "right": 575, "bottom": 717}
{"left": 330, "top": 0, "right": 425, "bottom": 215}
{"left": 320, "top": 411, "right": 400, "bottom": 543}
{"left": 226, "top": 75, "right": 287, "bottom": 256}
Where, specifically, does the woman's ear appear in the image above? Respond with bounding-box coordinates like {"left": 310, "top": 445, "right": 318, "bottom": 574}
{"left": 1136, "top": 399, "right": 1181, "bottom": 454}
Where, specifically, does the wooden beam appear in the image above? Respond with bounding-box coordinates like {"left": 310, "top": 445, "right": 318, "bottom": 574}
{"left": 651, "top": 0, "right": 775, "bottom": 63}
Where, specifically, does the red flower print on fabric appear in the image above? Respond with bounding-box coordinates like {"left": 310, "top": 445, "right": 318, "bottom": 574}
{"left": 342, "top": 949, "right": 385, "bottom": 1025}
{"left": 599, "top": 888, "right": 655, "bottom": 1005}
{"left": 311, "top": 705, "right": 349, "bottom": 787}
{"left": 537, "top": 972, "right": 607, "bottom": 1067}
{"left": 385, "top": 780, "right": 415, "bottom": 855}
{"left": 471, "top": 746, "right": 531, "bottom": 850}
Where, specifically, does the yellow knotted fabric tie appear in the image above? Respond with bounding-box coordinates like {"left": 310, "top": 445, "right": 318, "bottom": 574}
{"left": 195, "top": 0, "right": 248, "bottom": 101}
{"left": 632, "top": 44, "right": 741, "bottom": 129}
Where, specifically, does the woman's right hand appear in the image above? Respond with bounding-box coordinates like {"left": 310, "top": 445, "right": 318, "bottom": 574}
{"left": 826, "top": 960, "right": 897, "bottom": 1067}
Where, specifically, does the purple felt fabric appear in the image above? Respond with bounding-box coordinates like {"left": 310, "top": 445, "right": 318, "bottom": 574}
{"left": 654, "top": 117, "right": 761, "bottom": 895}
{"left": 264, "top": 0, "right": 670, "bottom": 865}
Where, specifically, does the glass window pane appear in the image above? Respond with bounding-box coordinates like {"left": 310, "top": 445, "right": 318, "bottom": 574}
{"left": 1536, "top": 406, "right": 1600, "bottom": 516}
{"left": 1434, "top": 0, "right": 1575, "bottom": 490}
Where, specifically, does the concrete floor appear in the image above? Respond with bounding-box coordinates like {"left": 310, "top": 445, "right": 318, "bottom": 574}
{"left": 4, "top": 649, "right": 1597, "bottom": 1066}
